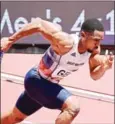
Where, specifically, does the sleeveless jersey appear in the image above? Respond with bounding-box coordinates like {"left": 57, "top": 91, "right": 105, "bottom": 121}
{"left": 38, "top": 34, "right": 91, "bottom": 83}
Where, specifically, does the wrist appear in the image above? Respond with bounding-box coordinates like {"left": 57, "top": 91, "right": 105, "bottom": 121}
{"left": 101, "top": 64, "right": 109, "bottom": 70}
{"left": 8, "top": 37, "right": 16, "bottom": 44}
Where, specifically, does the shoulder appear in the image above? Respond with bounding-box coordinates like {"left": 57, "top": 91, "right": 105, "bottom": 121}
{"left": 70, "top": 34, "right": 79, "bottom": 42}
{"left": 51, "top": 32, "right": 75, "bottom": 55}
{"left": 53, "top": 32, "right": 75, "bottom": 48}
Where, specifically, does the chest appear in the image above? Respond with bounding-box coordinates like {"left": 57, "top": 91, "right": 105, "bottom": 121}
{"left": 59, "top": 51, "right": 90, "bottom": 71}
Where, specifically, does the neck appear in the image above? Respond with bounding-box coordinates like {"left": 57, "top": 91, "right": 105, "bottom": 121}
{"left": 78, "top": 39, "right": 87, "bottom": 54}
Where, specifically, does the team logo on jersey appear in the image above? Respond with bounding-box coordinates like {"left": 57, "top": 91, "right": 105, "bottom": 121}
{"left": 71, "top": 52, "right": 76, "bottom": 57}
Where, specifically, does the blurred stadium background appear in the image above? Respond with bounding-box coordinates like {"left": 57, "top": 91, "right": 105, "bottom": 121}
{"left": 1, "top": 1, "right": 114, "bottom": 54}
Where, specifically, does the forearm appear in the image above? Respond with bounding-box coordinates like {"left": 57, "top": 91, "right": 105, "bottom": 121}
{"left": 8, "top": 24, "right": 39, "bottom": 44}
{"left": 8, "top": 18, "right": 62, "bottom": 45}
{"left": 90, "top": 65, "right": 108, "bottom": 80}
{"left": 8, "top": 18, "right": 43, "bottom": 44}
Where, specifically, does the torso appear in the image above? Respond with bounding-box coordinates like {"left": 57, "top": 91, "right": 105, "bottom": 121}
{"left": 37, "top": 34, "right": 91, "bottom": 83}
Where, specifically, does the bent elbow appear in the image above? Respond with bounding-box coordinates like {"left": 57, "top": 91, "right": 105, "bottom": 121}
{"left": 91, "top": 76, "right": 99, "bottom": 81}
{"left": 90, "top": 74, "right": 100, "bottom": 81}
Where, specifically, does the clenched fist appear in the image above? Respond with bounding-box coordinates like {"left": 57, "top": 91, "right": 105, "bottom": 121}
{"left": 1, "top": 37, "right": 13, "bottom": 52}
{"left": 101, "top": 50, "right": 114, "bottom": 70}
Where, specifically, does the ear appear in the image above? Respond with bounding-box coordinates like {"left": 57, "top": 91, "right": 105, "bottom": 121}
{"left": 80, "top": 31, "right": 86, "bottom": 37}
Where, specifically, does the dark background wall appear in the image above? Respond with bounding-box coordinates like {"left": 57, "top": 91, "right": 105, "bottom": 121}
{"left": 1, "top": 1, "right": 114, "bottom": 54}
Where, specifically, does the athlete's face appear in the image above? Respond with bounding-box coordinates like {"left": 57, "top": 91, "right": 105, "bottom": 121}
{"left": 84, "top": 30, "right": 104, "bottom": 53}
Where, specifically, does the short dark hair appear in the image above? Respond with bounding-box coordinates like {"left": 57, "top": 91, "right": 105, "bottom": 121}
{"left": 81, "top": 18, "right": 104, "bottom": 33}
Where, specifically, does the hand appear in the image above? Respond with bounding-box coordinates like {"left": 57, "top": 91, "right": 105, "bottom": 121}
{"left": 0, "top": 37, "right": 13, "bottom": 52}
{"left": 101, "top": 50, "right": 114, "bottom": 70}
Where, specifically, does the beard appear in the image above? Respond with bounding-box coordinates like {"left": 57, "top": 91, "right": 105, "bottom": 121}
{"left": 87, "top": 46, "right": 98, "bottom": 53}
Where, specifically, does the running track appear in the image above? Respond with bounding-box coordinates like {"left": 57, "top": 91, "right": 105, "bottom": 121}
{"left": 1, "top": 54, "right": 114, "bottom": 124}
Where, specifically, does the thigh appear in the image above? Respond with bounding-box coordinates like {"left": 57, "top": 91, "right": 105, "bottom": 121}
{"left": 16, "top": 91, "right": 42, "bottom": 116}
{"left": 24, "top": 67, "right": 72, "bottom": 110}
{"left": 51, "top": 86, "right": 73, "bottom": 110}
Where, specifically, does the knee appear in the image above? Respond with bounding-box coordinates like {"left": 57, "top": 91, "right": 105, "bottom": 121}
{"left": 11, "top": 107, "right": 27, "bottom": 123}
{"left": 2, "top": 107, "right": 27, "bottom": 124}
{"left": 66, "top": 104, "right": 80, "bottom": 118}
{"left": 11, "top": 114, "right": 25, "bottom": 123}
{"left": 64, "top": 104, "right": 80, "bottom": 118}
{"left": 62, "top": 96, "right": 80, "bottom": 117}
{"left": 1, "top": 112, "right": 25, "bottom": 124}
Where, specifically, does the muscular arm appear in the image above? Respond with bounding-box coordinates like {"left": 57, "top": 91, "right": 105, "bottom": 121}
{"left": 89, "top": 54, "right": 108, "bottom": 80}
{"left": 7, "top": 18, "right": 74, "bottom": 54}
{"left": 88, "top": 45, "right": 113, "bottom": 80}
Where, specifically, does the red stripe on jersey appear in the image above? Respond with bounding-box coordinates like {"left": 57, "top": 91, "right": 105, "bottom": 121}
{"left": 39, "top": 59, "right": 52, "bottom": 76}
